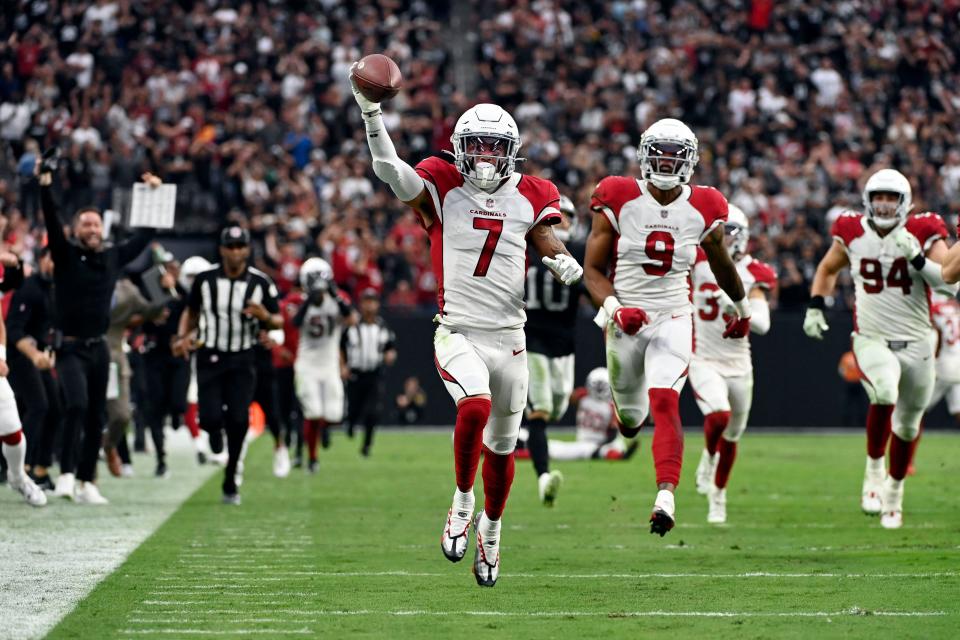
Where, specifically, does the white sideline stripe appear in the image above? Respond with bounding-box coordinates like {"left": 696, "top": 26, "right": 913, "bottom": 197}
{"left": 0, "top": 431, "right": 219, "bottom": 640}
{"left": 151, "top": 570, "right": 960, "bottom": 580}
{"left": 124, "top": 609, "right": 947, "bottom": 620}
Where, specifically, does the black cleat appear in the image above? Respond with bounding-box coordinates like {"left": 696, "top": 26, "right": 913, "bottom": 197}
{"left": 649, "top": 508, "right": 675, "bottom": 537}
{"left": 618, "top": 423, "right": 642, "bottom": 438}
{"left": 307, "top": 460, "right": 319, "bottom": 474}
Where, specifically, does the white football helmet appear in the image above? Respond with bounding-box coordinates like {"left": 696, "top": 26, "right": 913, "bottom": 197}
{"left": 179, "top": 256, "right": 211, "bottom": 290}
{"left": 586, "top": 367, "right": 611, "bottom": 402}
{"left": 300, "top": 257, "right": 333, "bottom": 294}
{"left": 724, "top": 203, "right": 750, "bottom": 259}
{"left": 450, "top": 103, "right": 522, "bottom": 191}
{"left": 862, "top": 169, "right": 912, "bottom": 229}
{"left": 637, "top": 118, "right": 700, "bottom": 191}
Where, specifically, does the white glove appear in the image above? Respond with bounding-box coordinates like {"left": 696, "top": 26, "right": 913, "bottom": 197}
{"left": 803, "top": 308, "right": 829, "bottom": 340}
{"left": 348, "top": 63, "right": 381, "bottom": 114}
{"left": 892, "top": 226, "right": 922, "bottom": 261}
{"left": 542, "top": 254, "right": 583, "bottom": 286}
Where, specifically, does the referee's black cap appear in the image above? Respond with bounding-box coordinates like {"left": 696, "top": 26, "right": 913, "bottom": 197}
{"left": 220, "top": 226, "right": 250, "bottom": 247}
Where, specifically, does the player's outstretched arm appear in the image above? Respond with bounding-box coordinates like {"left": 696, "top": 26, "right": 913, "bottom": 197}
{"left": 804, "top": 240, "right": 849, "bottom": 340}
{"left": 942, "top": 241, "right": 960, "bottom": 284}
{"left": 701, "top": 226, "right": 752, "bottom": 339}
{"left": 893, "top": 231, "right": 959, "bottom": 295}
{"left": 348, "top": 66, "right": 432, "bottom": 226}
{"left": 529, "top": 224, "right": 582, "bottom": 286}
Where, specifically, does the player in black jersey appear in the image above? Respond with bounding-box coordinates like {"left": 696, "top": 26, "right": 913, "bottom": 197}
{"left": 522, "top": 195, "right": 585, "bottom": 506}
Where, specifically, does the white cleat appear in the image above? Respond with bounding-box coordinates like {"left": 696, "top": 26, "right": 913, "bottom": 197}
{"left": 695, "top": 449, "right": 717, "bottom": 495}
{"left": 861, "top": 476, "right": 883, "bottom": 515}
{"left": 53, "top": 473, "right": 75, "bottom": 500}
{"left": 472, "top": 513, "right": 500, "bottom": 588}
{"left": 440, "top": 491, "right": 474, "bottom": 563}
{"left": 273, "top": 445, "right": 291, "bottom": 478}
{"left": 120, "top": 464, "right": 135, "bottom": 478}
{"left": 538, "top": 470, "right": 563, "bottom": 507}
{"left": 650, "top": 489, "right": 676, "bottom": 537}
{"left": 10, "top": 475, "right": 47, "bottom": 507}
{"left": 707, "top": 484, "right": 727, "bottom": 524}
{"left": 74, "top": 481, "right": 109, "bottom": 505}
{"left": 880, "top": 477, "right": 904, "bottom": 530}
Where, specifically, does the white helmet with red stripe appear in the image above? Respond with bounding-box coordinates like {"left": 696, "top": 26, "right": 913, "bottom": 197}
{"left": 862, "top": 168, "right": 912, "bottom": 229}
{"left": 725, "top": 204, "right": 750, "bottom": 259}
{"left": 638, "top": 118, "right": 700, "bottom": 191}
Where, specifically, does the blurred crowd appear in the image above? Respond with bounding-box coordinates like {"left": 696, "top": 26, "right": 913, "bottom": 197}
{"left": 1, "top": 0, "right": 959, "bottom": 311}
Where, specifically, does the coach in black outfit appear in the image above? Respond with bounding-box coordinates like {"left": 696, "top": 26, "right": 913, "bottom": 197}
{"left": 173, "top": 226, "right": 281, "bottom": 505}
{"left": 38, "top": 155, "right": 156, "bottom": 505}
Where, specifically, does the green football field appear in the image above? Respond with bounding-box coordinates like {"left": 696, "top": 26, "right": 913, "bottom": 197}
{"left": 47, "top": 431, "right": 960, "bottom": 639}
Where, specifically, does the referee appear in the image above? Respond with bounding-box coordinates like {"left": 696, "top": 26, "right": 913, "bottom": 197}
{"left": 173, "top": 226, "right": 281, "bottom": 505}
{"left": 38, "top": 152, "right": 156, "bottom": 505}
{"left": 341, "top": 288, "right": 396, "bottom": 457}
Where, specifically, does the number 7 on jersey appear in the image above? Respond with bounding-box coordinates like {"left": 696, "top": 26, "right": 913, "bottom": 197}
{"left": 473, "top": 217, "right": 503, "bottom": 277}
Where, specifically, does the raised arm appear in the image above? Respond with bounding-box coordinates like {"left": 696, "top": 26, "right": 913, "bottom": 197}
{"left": 349, "top": 66, "right": 432, "bottom": 227}
{"left": 37, "top": 150, "right": 69, "bottom": 258}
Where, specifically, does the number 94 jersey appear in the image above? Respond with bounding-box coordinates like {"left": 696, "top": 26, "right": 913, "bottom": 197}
{"left": 832, "top": 212, "right": 948, "bottom": 342}
{"left": 591, "top": 177, "right": 728, "bottom": 314}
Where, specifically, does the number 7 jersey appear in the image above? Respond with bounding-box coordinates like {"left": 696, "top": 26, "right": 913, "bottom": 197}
{"left": 832, "top": 212, "right": 948, "bottom": 341}
{"left": 415, "top": 156, "right": 562, "bottom": 330}
{"left": 590, "top": 177, "right": 728, "bottom": 313}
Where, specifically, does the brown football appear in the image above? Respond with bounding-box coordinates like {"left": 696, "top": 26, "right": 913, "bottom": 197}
{"left": 351, "top": 54, "right": 402, "bottom": 103}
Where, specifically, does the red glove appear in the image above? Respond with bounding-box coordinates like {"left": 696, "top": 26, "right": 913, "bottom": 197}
{"left": 613, "top": 307, "right": 649, "bottom": 335}
{"left": 723, "top": 315, "right": 750, "bottom": 339}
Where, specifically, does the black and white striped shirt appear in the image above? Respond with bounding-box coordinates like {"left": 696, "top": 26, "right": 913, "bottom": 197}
{"left": 187, "top": 265, "right": 280, "bottom": 353}
{"left": 341, "top": 318, "right": 396, "bottom": 373}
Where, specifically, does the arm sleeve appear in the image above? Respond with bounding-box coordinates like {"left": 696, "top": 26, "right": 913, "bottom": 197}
{"left": 748, "top": 296, "right": 771, "bottom": 335}
{"left": 41, "top": 186, "right": 69, "bottom": 259}
{"left": 5, "top": 287, "right": 33, "bottom": 346}
{"left": 918, "top": 258, "right": 960, "bottom": 296}
{"left": 118, "top": 228, "right": 156, "bottom": 265}
{"left": 363, "top": 112, "right": 424, "bottom": 201}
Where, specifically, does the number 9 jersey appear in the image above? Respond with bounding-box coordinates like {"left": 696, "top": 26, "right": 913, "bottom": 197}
{"left": 832, "top": 212, "right": 948, "bottom": 341}
{"left": 590, "top": 177, "right": 728, "bottom": 314}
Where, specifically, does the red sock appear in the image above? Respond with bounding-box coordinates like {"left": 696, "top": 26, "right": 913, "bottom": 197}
{"left": 185, "top": 403, "right": 200, "bottom": 439}
{"left": 866, "top": 404, "right": 893, "bottom": 459}
{"left": 0, "top": 429, "right": 23, "bottom": 445}
{"left": 482, "top": 446, "right": 515, "bottom": 520}
{"left": 304, "top": 419, "right": 319, "bottom": 461}
{"left": 703, "top": 411, "right": 731, "bottom": 456}
{"left": 649, "top": 388, "right": 683, "bottom": 486}
{"left": 714, "top": 438, "right": 738, "bottom": 489}
{"left": 453, "top": 397, "right": 491, "bottom": 492}
{"left": 889, "top": 433, "right": 920, "bottom": 481}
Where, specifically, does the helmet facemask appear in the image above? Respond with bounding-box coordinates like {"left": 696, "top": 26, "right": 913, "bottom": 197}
{"left": 865, "top": 190, "right": 907, "bottom": 229}
{"left": 453, "top": 133, "right": 519, "bottom": 191}
{"left": 638, "top": 138, "right": 699, "bottom": 191}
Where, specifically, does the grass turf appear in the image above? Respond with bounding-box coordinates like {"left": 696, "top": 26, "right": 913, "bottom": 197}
{"left": 48, "top": 431, "right": 960, "bottom": 639}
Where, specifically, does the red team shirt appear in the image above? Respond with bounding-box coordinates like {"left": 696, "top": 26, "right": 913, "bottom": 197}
{"left": 414, "top": 156, "right": 561, "bottom": 330}
{"left": 832, "top": 212, "right": 947, "bottom": 341}
{"left": 590, "top": 178, "right": 728, "bottom": 313}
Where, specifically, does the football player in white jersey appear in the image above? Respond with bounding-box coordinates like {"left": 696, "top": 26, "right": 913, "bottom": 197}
{"left": 546, "top": 368, "right": 637, "bottom": 461}
{"left": 805, "top": 168, "right": 957, "bottom": 529}
{"left": 689, "top": 204, "right": 776, "bottom": 524}
{"left": 584, "top": 118, "right": 750, "bottom": 537}
{"left": 351, "top": 67, "right": 582, "bottom": 587}
{"left": 926, "top": 292, "right": 960, "bottom": 425}
{"left": 293, "top": 257, "right": 353, "bottom": 474}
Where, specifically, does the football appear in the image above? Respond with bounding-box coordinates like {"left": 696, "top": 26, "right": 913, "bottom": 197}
{"left": 351, "top": 54, "right": 402, "bottom": 103}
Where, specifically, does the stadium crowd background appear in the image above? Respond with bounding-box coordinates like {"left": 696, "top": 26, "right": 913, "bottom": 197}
{"left": 1, "top": 0, "right": 959, "bottom": 315}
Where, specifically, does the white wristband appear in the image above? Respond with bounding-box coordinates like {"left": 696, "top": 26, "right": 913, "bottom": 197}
{"left": 0, "top": 345, "right": 7, "bottom": 360}
{"left": 602, "top": 296, "right": 622, "bottom": 317}
{"left": 733, "top": 297, "right": 751, "bottom": 318}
